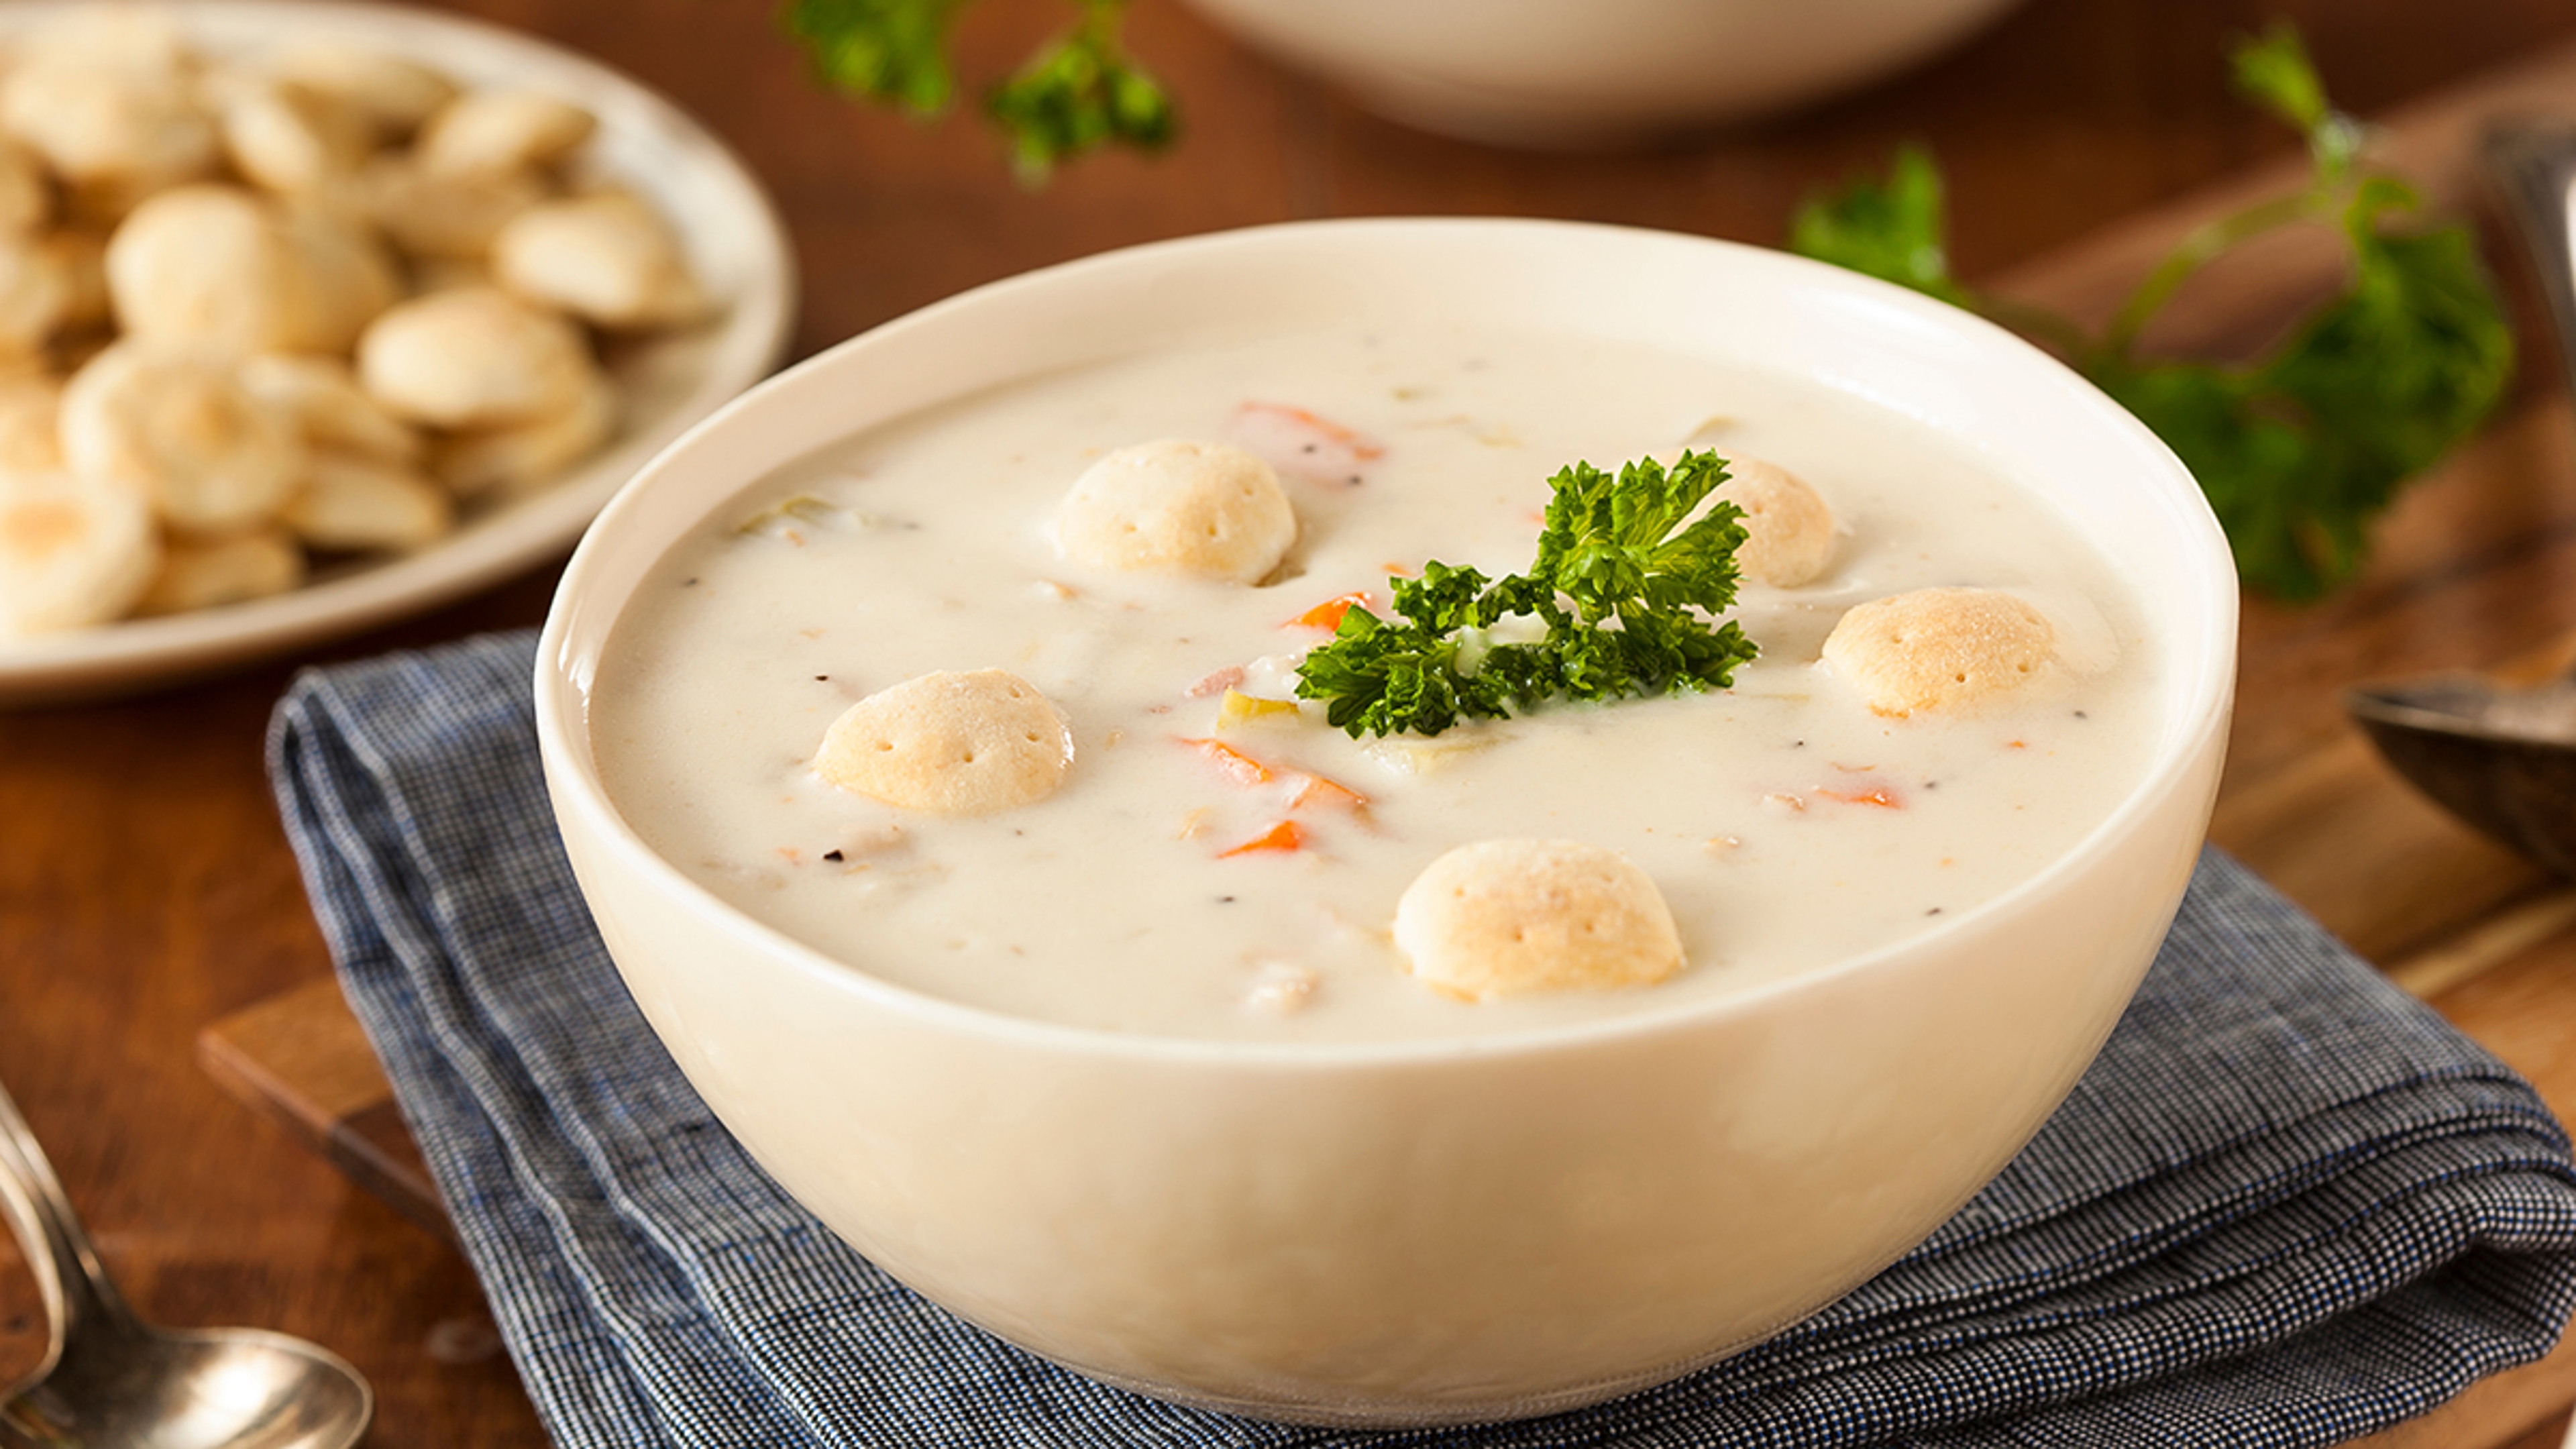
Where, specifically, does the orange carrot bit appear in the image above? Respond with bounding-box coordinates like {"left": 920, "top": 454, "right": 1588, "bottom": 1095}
{"left": 1220, "top": 820, "right": 1305, "bottom": 857}
{"left": 1289, "top": 772, "right": 1367, "bottom": 814}
{"left": 1817, "top": 785, "right": 1904, "bottom": 809}
{"left": 1177, "top": 736, "right": 1275, "bottom": 786}
{"left": 1238, "top": 402, "right": 1387, "bottom": 459}
{"left": 1288, "top": 592, "right": 1373, "bottom": 631}
{"left": 1232, "top": 402, "right": 1388, "bottom": 489}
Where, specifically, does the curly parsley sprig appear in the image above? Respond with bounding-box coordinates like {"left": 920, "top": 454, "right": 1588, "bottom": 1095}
{"left": 781, "top": 0, "right": 1175, "bottom": 180}
{"left": 1294, "top": 449, "right": 1759, "bottom": 738}
{"left": 1788, "top": 24, "right": 2513, "bottom": 600}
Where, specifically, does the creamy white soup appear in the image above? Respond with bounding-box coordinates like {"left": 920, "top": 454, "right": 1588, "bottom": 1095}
{"left": 590, "top": 323, "right": 2161, "bottom": 1044}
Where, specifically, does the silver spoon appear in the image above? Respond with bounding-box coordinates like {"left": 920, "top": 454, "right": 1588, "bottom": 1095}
{"left": 0, "top": 1075, "right": 372, "bottom": 1449}
{"left": 2345, "top": 118, "right": 2576, "bottom": 879}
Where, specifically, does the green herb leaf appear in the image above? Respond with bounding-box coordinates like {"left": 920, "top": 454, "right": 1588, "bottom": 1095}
{"left": 782, "top": 0, "right": 967, "bottom": 115}
{"left": 1784, "top": 23, "right": 2512, "bottom": 600}
{"left": 2229, "top": 21, "right": 2363, "bottom": 179}
{"left": 1294, "top": 451, "right": 1758, "bottom": 737}
{"left": 1785, "top": 144, "right": 1971, "bottom": 308}
{"left": 780, "top": 0, "right": 1171, "bottom": 177}
{"left": 986, "top": 0, "right": 1176, "bottom": 179}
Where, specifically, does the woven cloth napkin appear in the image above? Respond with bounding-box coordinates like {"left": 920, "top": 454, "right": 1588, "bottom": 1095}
{"left": 269, "top": 629, "right": 2576, "bottom": 1449}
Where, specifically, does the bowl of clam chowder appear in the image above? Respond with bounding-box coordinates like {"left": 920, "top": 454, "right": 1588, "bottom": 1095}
{"left": 535, "top": 218, "right": 2236, "bottom": 1427}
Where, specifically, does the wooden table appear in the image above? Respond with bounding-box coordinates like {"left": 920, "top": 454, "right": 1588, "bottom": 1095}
{"left": 11, "top": 1, "right": 2576, "bottom": 1444}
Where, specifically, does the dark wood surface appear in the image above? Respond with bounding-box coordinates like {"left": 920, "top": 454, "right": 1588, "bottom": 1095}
{"left": 14, "top": 2, "right": 2576, "bottom": 1446}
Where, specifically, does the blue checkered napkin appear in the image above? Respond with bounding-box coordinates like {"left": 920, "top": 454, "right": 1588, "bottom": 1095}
{"left": 268, "top": 629, "right": 2576, "bottom": 1449}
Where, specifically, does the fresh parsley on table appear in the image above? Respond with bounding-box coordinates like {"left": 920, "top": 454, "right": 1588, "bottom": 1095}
{"left": 1790, "top": 25, "right": 2514, "bottom": 600}
{"left": 1294, "top": 449, "right": 1759, "bottom": 738}
{"left": 782, "top": 0, "right": 1174, "bottom": 178}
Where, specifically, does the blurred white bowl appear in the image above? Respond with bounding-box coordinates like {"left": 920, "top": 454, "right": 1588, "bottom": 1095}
{"left": 1174, "top": 0, "right": 2029, "bottom": 147}
{"left": 538, "top": 218, "right": 2234, "bottom": 1428}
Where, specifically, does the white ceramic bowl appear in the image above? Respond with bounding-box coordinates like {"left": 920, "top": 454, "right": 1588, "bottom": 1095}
{"left": 537, "top": 219, "right": 2235, "bottom": 1428}
{"left": 1172, "top": 0, "right": 2031, "bottom": 148}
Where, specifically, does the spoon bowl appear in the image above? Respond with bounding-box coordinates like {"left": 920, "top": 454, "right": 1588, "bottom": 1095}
{"left": 2347, "top": 665, "right": 2576, "bottom": 878}
{"left": 2347, "top": 118, "right": 2576, "bottom": 878}
{"left": 0, "top": 1078, "right": 372, "bottom": 1449}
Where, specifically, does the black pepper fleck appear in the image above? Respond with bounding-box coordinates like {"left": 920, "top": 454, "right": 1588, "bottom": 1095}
{"left": 682, "top": 577, "right": 700, "bottom": 588}
{"left": 814, "top": 674, "right": 829, "bottom": 682}
{"left": 2074, "top": 710, "right": 2090, "bottom": 720}
{"left": 1218, "top": 896, "right": 1237, "bottom": 904}
{"left": 1926, "top": 907, "right": 1943, "bottom": 916}
{"left": 822, "top": 849, "right": 845, "bottom": 862}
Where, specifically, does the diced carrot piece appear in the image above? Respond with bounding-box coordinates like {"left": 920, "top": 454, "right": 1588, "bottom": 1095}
{"left": 1178, "top": 737, "right": 1274, "bottom": 785}
{"left": 1238, "top": 402, "right": 1386, "bottom": 459}
{"left": 1232, "top": 402, "right": 1387, "bottom": 488}
{"left": 1220, "top": 821, "right": 1304, "bottom": 857}
{"left": 1289, "top": 773, "right": 1366, "bottom": 813}
{"left": 1817, "top": 786, "right": 1904, "bottom": 809}
{"left": 1289, "top": 592, "right": 1371, "bottom": 631}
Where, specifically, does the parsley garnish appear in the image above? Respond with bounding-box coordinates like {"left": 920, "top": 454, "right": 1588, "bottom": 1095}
{"left": 1788, "top": 24, "right": 2512, "bottom": 600}
{"left": 1294, "top": 449, "right": 1758, "bottom": 738}
{"left": 781, "top": 0, "right": 1175, "bottom": 180}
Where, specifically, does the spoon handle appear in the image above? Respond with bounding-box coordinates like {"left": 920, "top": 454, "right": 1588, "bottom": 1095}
{"left": 2486, "top": 121, "right": 2576, "bottom": 415}
{"left": 0, "top": 1077, "right": 140, "bottom": 1352}
{"left": 2482, "top": 121, "right": 2576, "bottom": 690}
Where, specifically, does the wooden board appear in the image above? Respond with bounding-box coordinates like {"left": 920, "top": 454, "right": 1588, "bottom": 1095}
{"left": 195, "top": 974, "right": 451, "bottom": 1245}
{"left": 195, "top": 29, "right": 2576, "bottom": 1448}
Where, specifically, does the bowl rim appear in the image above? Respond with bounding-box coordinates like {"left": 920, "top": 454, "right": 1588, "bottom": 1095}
{"left": 536, "top": 214, "right": 2238, "bottom": 1069}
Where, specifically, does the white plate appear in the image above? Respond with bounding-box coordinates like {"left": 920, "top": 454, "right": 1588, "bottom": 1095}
{"left": 0, "top": 0, "right": 797, "bottom": 706}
